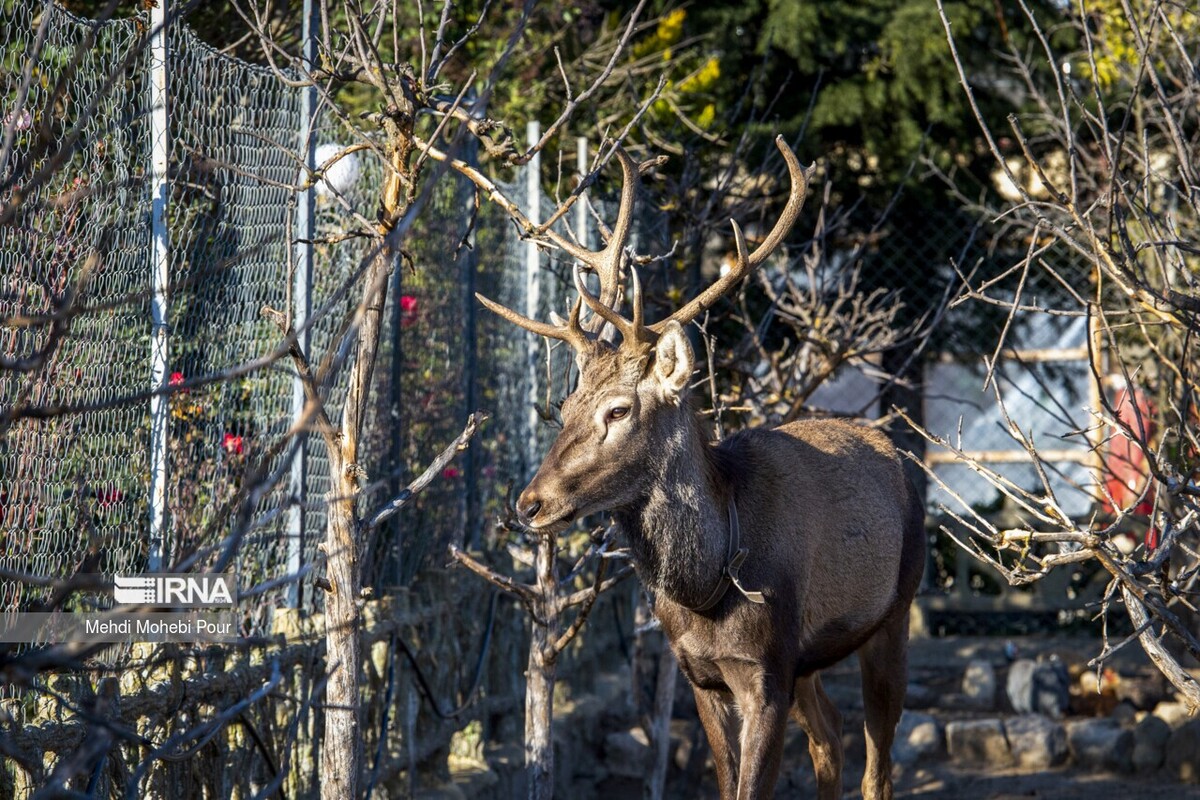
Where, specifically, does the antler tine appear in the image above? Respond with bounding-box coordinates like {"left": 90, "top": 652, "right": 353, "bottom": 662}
{"left": 572, "top": 262, "right": 655, "bottom": 351}
{"left": 629, "top": 266, "right": 644, "bottom": 336}
{"left": 573, "top": 263, "right": 629, "bottom": 339}
{"left": 649, "top": 136, "right": 814, "bottom": 335}
{"left": 598, "top": 147, "right": 639, "bottom": 300}
{"left": 481, "top": 146, "right": 644, "bottom": 353}
{"left": 475, "top": 291, "right": 590, "bottom": 352}
{"left": 546, "top": 146, "right": 640, "bottom": 330}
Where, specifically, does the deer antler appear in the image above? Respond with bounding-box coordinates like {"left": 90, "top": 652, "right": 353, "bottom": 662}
{"left": 574, "top": 263, "right": 651, "bottom": 350}
{"left": 475, "top": 144, "right": 640, "bottom": 346}
{"left": 647, "top": 136, "right": 813, "bottom": 335}
{"left": 474, "top": 291, "right": 592, "bottom": 352}
{"left": 480, "top": 136, "right": 812, "bottom": 355}
{"left": 575, "top": 136, "right": 812, "bottom": 347}
{"left": 545, "top": 147, "right": 640, "bottom": 334}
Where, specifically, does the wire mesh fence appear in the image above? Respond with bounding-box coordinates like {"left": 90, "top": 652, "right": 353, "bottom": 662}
{"left": 0, "top": 2, "right": 151, "bottom": 611}
{"left": 920, "top": 239, "right": 1097, "bottom": 520}
{"left": 0, "top": 0, "right": 671, "bottom": 633}
{"left": 1, "top": 0, "right": 1107, "bottom": 745}
{"left": 0, "top": 0, "right": 668, "bottom": 624}
{"left": 165, "top": 21, "right": 305, "bottom": 627}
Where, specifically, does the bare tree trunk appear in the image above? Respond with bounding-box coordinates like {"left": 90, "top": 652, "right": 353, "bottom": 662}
{"left": 525, "top": 630, "right": 557, "bottom": 800}
{"left": 320, "top": 498, "right": 363, "bottom": 800}
{"left": 321, "top": 246, "right": 394, "bottom": 800}
{"left": 525, "top": 531, "right": 559, "bottom": 800}
{"left": 644, "top": 647, "right": 677, "bottom": 800}
{"left": 452, "top": 526, "right": 631, "bottom": 799}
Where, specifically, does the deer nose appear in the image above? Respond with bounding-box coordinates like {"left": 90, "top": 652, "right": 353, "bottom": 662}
{"left": 517, "top": 495, "right": 542, "bottom": 526}
{"left": 518, "top": 501, "right": 542, "bottom": 525}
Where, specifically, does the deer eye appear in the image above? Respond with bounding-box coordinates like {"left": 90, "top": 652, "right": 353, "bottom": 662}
{"left": 606, "top": 406, "right": 629, "bottom": 422}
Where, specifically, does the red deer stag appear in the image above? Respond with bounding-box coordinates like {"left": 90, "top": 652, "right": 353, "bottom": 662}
{"left": 479, "top": 137, "right": 925, "bottom": 800}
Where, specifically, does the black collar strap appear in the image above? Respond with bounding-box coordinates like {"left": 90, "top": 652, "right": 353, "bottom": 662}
{"left": 689, "top": 498, "right": 767, "bottom": 612}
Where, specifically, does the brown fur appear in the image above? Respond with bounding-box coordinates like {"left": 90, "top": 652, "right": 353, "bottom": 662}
{"left": 518, "top": 326, "right": 925, "bottom": 800}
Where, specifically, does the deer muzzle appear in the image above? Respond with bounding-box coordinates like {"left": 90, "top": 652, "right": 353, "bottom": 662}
{"left": 517, "top": 477, "right": 575, "bottom": 532}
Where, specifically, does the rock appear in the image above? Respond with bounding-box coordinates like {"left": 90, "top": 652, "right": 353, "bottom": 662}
{"left": 604, "top": 729, "right": 650, "bottom": 779}
{"left": 1005, "top": 659, "right": 1037, "bottom": 711}
{"left": 962, "top": 659, "right": 997, "bottom": 710}
{"left": 904, "top": 682, "right": 937, "bottom": 709}
{"left": 1132, "top": 715, "right": 1171, "bottom": 773}
{"left": 938, "top": 692, "right": 971, "bottom": 710}
{"left": 1004, "top": 715, "right": 1068, "bottom": 769}
{"left": 1153, "top": 700, "right": 1195, "bottom": 728}
{"left": 1116, "top": 674, "right": 1167, "bottom": 710}
{"left": 1110, "top": 701, "right": 1138, "bottom": 728}
{"left": 892, "top": 711, "right": 943, "bottom": 765}
{"left": 1066, "top": 718, "right": 1133, "bottom": 771}
{"left": 946, "top": 718, "right": 1011, "bottom": 767}
{"left": 1165, "top": 720, "right": 1200, "bottom": 783}
{"left": 1006, "top": 656, "right": 1069, "bottom": 718}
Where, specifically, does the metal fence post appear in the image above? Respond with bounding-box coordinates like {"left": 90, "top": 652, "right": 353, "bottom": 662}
{"left": 147, "top": 0, "right": 170, "bottom": 572}
{"left": 461, "top": 135, "right": 481, "bottom": 548}
{"left": 575, "top": 137, "right": 588, "bottom": 248}
{"left": 287, "top": 0, "right": 318, "bottom": 607}
{"left": 524, "top": 121, "right": 541, "bottom": 479}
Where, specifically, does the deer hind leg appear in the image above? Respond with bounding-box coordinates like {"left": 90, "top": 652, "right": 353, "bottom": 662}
{"left": 791, "top": 673, "right": 843, "bottom": 800}
{"left": 692, "top": 686, "right": 739, "bottom": 800}
{"left": 857, "top": 611, "right": 910, "bottom": 800}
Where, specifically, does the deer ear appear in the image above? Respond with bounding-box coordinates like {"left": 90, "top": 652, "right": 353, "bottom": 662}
{"left": 653, "top": 321, "right": 693, "bottom": 400}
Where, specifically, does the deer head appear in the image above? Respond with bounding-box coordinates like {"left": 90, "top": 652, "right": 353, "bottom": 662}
{"left": 478, "top": 137, "right": 813, "bottom": 532}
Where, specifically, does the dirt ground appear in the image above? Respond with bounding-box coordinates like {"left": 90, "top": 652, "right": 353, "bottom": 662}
{"left": 455, "top": 632, "right": 1198, "bottom": 799}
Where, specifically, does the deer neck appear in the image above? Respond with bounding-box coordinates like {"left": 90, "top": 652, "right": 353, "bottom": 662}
{"left": 614, "top": 409, "right": 730, "bottom": 609}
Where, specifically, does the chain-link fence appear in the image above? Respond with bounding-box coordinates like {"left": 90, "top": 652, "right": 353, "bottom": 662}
{"left": 165, "top": 21, "right": 307, "bottom": 625}
{"left": 0, "top": 1, "right": 668, "bottom": 628}
{"left": 1, "top": 0, "right": 1105, "bottom": 748}
{"left": 841, "top": 201, "right": 1096, "bottom": 517}
{"left": 0, "top": 2, "right": 151, "bottom": 610}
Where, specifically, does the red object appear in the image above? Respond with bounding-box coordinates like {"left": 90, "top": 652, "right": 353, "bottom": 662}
{"left": 222, "top": 433, "right": 244, "bottom": 455}
{"left": 169, "top": 371, "right": 187, "bottom": 392}
{"left": 1146, "top": 526, "right": 1161, "bottom": 550}
{"left": 400, "top": 295, "right": 418, "bottom": 328}
{"left": 1101, "top": 384, "right": 1155, "bottom": 517}
{"left": 96, "top": 488, "right": 124, "bottom": 510}
{"left": 442, "top": 466, "right": 460, "bottom": 479}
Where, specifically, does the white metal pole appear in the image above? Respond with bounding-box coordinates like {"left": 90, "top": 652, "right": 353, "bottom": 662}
{"left": 147, "top": 0, "right": 170, "bottom": 572}
{"left": 524, "top": 122, "right": 541, "bottom": 478}
{"left": 287, "top": 0, "right": 318, "bottom": 607}
{"left": 575, "top": 137, "right": 588, "bottom": 249}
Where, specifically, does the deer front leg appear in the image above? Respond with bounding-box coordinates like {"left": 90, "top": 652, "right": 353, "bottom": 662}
{"left": 733, "top": 677, "right": 791, "bottom": 800}
{"left": 691, "top": 686, "right": 739, "bottom": 800}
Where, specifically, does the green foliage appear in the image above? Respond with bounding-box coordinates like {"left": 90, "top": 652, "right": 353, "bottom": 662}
{"left": 1083, "top": 0, "right": 1200, "bottom": 88}
{"left": 684, "top": 0, "right": 1063, "bottom": 192}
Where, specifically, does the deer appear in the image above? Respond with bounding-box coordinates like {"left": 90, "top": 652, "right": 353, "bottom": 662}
{"left": 478, "top": 137, "right": 925, "bottom": 800}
